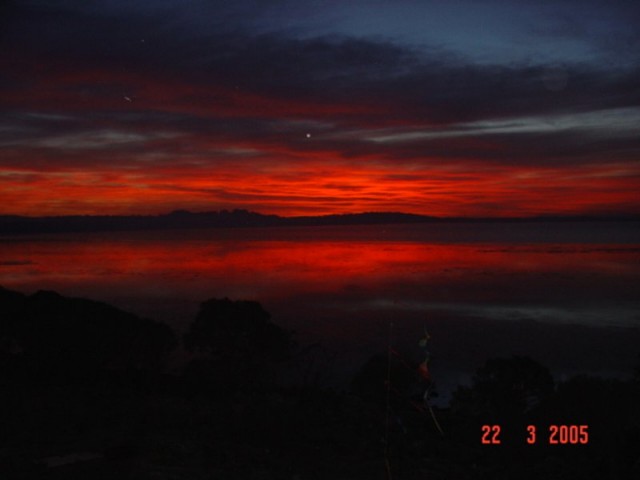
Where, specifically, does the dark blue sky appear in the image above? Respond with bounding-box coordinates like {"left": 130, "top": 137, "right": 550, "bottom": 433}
{"left": 83, "top": 0, "right": 638, "bottom": 66}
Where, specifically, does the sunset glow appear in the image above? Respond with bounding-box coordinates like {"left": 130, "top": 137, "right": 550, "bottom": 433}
{"left": 1, "top": 1, "right": 639, "bottom": 217}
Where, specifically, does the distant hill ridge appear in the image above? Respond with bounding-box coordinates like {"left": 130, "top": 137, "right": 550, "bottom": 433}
{"left": 0, "top": 209, "right": 637, "bottom": 234}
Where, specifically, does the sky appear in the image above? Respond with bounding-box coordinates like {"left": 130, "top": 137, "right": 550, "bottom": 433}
{"left": 1, "top": 0, "right": 639, "bottom": 217}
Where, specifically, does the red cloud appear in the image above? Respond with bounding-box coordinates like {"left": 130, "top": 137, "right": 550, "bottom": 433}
{"left": 2, "top": 55, "right": 639, "bottom": 217}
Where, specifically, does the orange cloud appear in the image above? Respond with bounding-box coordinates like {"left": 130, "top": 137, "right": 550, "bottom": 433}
{"left": 2, "top": 154, "right": 639, "bottom": 217}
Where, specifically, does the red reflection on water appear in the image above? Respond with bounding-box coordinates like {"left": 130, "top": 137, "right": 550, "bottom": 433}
{"left": 1, "top": 229, "right": 638, "bottom": 320}
{"left": 1, "top": 234, "right": 494, "bottom": 291}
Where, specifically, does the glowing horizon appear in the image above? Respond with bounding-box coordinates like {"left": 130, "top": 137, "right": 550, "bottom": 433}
{"left": 1, "top": 1, "right": 639, "bottom": 218}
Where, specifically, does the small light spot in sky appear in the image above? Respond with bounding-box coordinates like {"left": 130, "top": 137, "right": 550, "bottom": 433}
{"left": 124, "top": 96, "right": 132, "bottom": 102}
{"left": 306, "top": 133, "right": 311, "bottom": 138}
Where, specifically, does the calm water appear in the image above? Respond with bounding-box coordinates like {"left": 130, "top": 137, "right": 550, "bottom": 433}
{"left": 2, "top": 221, "right": 639, "bottom": 395}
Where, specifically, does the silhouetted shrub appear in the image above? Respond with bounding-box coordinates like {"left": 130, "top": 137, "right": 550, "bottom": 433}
{"left": 0, "top": 286, "right": 25, "bottom": 354}
{"left": 183, "top": 298, "right": 292, "bottom": 394}
{"left": 0, "top": 288, "right": 177, "bottom": 380}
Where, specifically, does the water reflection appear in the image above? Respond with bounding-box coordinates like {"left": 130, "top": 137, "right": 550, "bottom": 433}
{"left": 1, "top": 223, "right": 639, "bottom": 389}
{"left": 1, "top": 225, "right": 638, "bottom": 325}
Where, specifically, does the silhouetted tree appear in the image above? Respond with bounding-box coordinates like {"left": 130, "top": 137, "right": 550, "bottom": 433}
{"left": 183, "top": 298, "right": 292, "bottom": 395}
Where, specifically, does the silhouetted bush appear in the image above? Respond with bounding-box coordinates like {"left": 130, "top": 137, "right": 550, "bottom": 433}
{"left": 0, "top": 287, "right": 177, "bottom": 381}
{"left": 183, "top": 297, "right": 293, "bottom": 395}
{"left": 185, "top": 298, "right": 290, "bottom": 360}
{"left": 0, "top": 286, "right": 26, "bottom": 355}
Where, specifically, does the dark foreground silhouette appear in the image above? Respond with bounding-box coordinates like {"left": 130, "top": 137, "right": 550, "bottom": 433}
{"left": 1, "top": 286, "right": 639, "bottom": 479}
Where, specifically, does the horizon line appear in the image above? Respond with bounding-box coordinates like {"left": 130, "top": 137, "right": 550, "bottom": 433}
{"left": 2, "top": 209, "right": 639, "bottom": 220}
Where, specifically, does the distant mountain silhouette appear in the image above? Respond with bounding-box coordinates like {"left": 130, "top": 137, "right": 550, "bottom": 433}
{"left": 0, "top": 209, "right": 637, "bottom": 234}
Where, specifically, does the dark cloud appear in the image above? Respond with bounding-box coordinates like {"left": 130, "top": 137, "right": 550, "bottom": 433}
{"left": 3, "top": 0, "right": 639, "bottom": 130}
